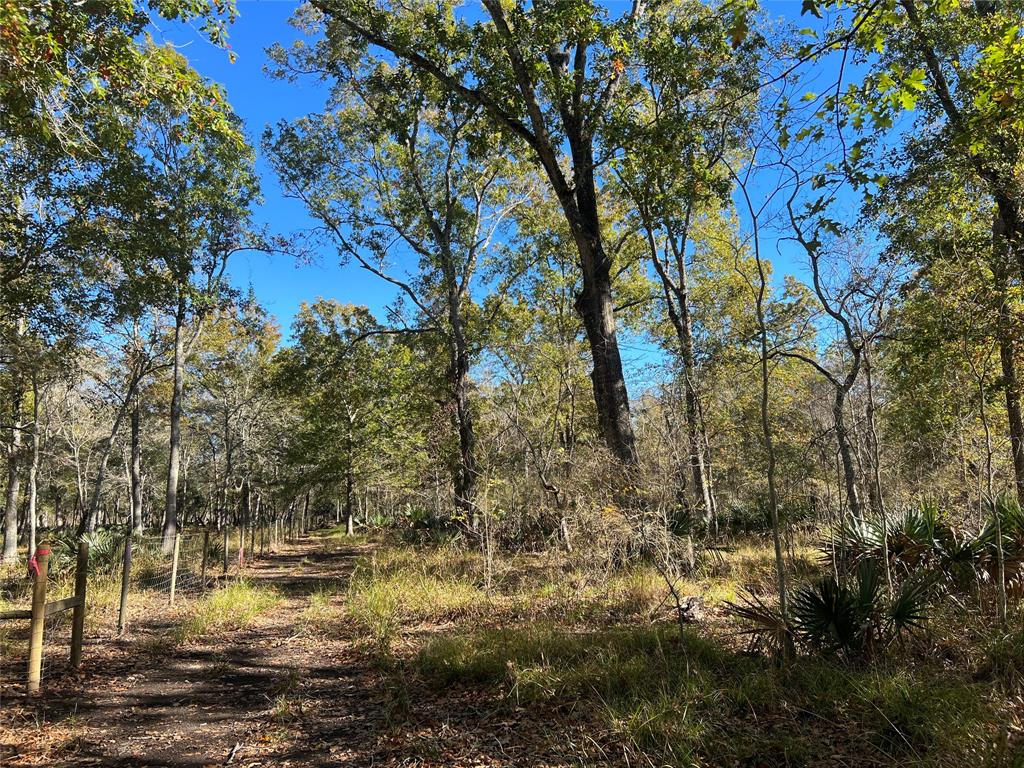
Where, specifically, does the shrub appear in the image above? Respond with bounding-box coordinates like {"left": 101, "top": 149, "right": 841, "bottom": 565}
{"left": 728, "top": 560, "right": 933, "bottom": 661}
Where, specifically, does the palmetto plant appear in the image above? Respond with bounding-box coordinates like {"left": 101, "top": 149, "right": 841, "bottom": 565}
{"left": 830, "top": 503, "right": 975, "bottom": 575}
{"left": 976, "top": 495, "right": 1024, "bottom": 596}
{"left": 49, "top": 529, "right": 124, "bottom": 577}
{"left": 728, "top": 561, "right": 933, "bottom": 661}
{"left": 792, "top": 561, "right": 932, "bottom": 659}
{"left": 831, "top": 499, "right": 1024, "bottom": 597}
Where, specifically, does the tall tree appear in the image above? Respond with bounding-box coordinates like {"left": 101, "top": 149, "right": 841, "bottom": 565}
{"left": 267, "top": 55, "right": 526, "bottom": 529}
{"left": 819, "top": 0, "right": 1024, "bottom": 499}
{"left": 99, "top": 79, "right": 260, "bottom": 549}
{"left": 295, "top": 0, "right": 682, "bottom": 465}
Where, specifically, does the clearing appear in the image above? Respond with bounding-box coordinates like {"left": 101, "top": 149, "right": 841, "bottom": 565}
{"left": 0, "top": 528, "right": 1021, "bottom": 767}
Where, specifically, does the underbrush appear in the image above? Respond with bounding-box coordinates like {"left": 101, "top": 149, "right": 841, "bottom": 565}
{"left": 342, "top": 534, "right": 1021, "bottom": 766}
{"left": 346, "top": 545, "right": 486, "bottom": 651}
{"left": 416, "top": 622, "right": 999, "bottom": 766}
{"left": 341, "top": 535, "right": 810, "bottom": 649}
{"left": 981, "top": 611, "right": 1024, "bottom": 692}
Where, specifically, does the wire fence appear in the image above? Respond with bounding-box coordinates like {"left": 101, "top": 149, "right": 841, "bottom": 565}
{"left": 132, "top": 531, "right": 214, "bottom": 598}
{"left": 40, "top": 605, "right": 72, "bottom": 684}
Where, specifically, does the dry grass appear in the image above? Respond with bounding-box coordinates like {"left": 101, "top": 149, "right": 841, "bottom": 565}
{"left": 342, "top": 532, "right": 1021, "bottom": 767}
{"left": 174, "top": 579, "right": 280, "bottom": 643}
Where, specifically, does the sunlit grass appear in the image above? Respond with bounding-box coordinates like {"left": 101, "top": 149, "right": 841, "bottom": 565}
{"left": 346, "top": 548, "right": 486, "bottom": 652}
{"left": 415, "top": 622, "right": 995, "bottom": 766}
{"left": 175, "top": 579, "right": 279, "bottom": 643}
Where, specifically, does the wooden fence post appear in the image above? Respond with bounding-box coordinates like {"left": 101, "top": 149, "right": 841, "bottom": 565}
{"left": 169, "top": 532, "right": 181, "bottom": 605}
{"left": 200, "top": 528, "right": 210, "bottom": 588}
{"left": 118, "top": 531, "right": 132, "bottom": 635}
{"left": 70, "top": 539, "right": 89, "bottom": 668}
{"left": 27, "top": 544, "right": 50, "bottom": 694}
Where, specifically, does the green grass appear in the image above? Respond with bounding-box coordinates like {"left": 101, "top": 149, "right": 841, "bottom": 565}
{"left": 984, "top": 626, "right": 1024, "bottom": 692}
{"left": 321, "top": 524, "right": 371, "bottom": 544}
{"left": 345, "top": 546, "right": 489, "bottom": 651}
{"left": 415, "top": 622, "right": 998, "bottom": 766}
{"left": 175, "top": 579, "right": 279, "bottom": 643}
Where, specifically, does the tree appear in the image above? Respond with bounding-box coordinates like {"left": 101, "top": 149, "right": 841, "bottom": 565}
{"left": 297, "top": 0, "right": 688, "bottom": 465}
{"left": 609, "top": 0, "right": 760, "bottom": 527}
{"left": 267, "top": 51, "right": 527, "bottom": 530}
{"left": 98, "top": 80, "right": 261, "bottom": 549}
{"left": 0, "top": 128, "right": 101, "bottom": 562}
{"left": 273, "top": 301, "right": 427, "bottom": 533}
{"left": 1, "top": 0, "right": 237, "bottom": 148}
{"left": 816, "top": 0, "right": 1024, "bottom": 501}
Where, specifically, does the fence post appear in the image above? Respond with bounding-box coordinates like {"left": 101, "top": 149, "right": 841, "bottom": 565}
{"left": 118, "top": 530, "right": 132, "bottom": 635}
{"left": 70, "top": 539, "right": 89, "bottom": 669}
{"left": 169, "top": 531, "right": 181, "bottom": 605}
{"left": 223, "top": 525, "right": 229, "bottom": 575}
{"left": 200, "top": 528, "right": 210, "bottom": 588}
{"left": 238, "top": 526, "right": 245, "bottom": 571}
{"left": 27, "top": 544, "right": 50, "bottom": 694}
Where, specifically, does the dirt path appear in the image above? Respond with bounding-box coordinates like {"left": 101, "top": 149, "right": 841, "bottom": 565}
{"left": 1, "top": 536, "right": 368, "bottom": 767}
{"left": 1, "top": 535, "right": 587, "bottom": 768}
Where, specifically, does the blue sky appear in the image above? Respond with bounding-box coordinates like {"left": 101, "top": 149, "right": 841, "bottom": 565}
{"left": 153, "top": 0, "right": 857, "bottom": 388}
{"left": 153, "top": 2, "right": 381, "bottom": 334}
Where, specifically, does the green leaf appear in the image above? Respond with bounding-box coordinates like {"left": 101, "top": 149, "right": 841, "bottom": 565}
{"left": 801, "top": 0, "right": 823, "bottom": 18}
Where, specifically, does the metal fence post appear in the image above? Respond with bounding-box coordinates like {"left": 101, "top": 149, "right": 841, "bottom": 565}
{"left": 118, "top": 530, "right": 132, "bottom": 634}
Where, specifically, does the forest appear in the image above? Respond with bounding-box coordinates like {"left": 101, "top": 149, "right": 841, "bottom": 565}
{"left": 1, "top": 0, "right": 1024, "bottom": 765}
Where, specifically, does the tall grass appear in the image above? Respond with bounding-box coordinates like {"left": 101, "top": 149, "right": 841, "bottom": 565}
{"left": 346, "top": 546, "right": 486, "bottom": 652}
{"left": 175, "top": 580, "right": 279, "bottom": 643}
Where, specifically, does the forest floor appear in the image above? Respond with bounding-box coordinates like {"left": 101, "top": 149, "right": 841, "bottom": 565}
{"left": 0, "top": 527, "right": 1022, "bottom": 767}
{"left": 0, "top": 532, "right": 603, "bottom": 767}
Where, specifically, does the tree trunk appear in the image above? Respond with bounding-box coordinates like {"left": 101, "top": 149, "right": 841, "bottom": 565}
{"left": 572, "top": 211, "right": 638, "bottom": 466}
{"left": 2, "top": 376, "right": 23, "bottom": 564}
{"left": 130, "top": 399, "right": 144, "bottom": 533}
{"left": 448, "top": 292, "right": 478, "bottom": 532}
{"left": 994, "top": 262, "right": 1024, "bottom": 505}
{"left": 863, "top": 351, "right": 891, "bottom": 591}
{"left": 345, "top": 467, "right": 354, "bottom": 537}
{"left": 162, "top": 301, "right": 186, "bottom": 551}
{"left": 753, "top": 247, "right": 793, "bottom": 660}
{"left": 80, "top": 387, "right": 137, "bottom": 537}
{"left": 645, "top": 205, "right": 715, "bottom": 527}
{"left": 833, "top": 389, "right": 863, "bottom": 520}
{"left": 240, "top": 476, "right": 251, "bottom": 542}
{"left": 27, "top": 375, "right": 40, "bottom": 557}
